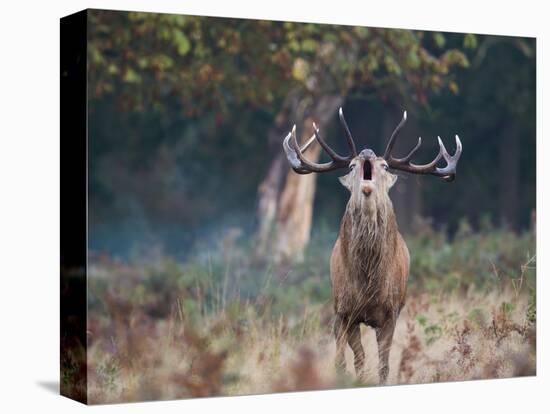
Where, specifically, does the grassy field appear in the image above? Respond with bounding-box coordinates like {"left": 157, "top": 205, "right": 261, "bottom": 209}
{"left": 81, "top": 225, "right": 536, "bottom": 404}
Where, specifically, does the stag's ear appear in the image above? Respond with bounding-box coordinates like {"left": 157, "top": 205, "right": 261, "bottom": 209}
{"left": 389, "top": 173, "right": 398, "bottom": 188}
{"left": 338, "top": 174, "right": 352, "bottom": 191}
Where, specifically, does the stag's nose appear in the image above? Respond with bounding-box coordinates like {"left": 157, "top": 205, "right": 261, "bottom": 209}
{"left": 359, "top": 149, "right": 376, "bottom": 160}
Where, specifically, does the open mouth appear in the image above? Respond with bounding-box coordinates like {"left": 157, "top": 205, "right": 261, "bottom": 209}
{"left": 363, "top": 159, "right": 372, "bottom": 181}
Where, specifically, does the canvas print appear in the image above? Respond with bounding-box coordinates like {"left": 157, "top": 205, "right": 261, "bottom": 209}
{"left": 60, "top": 9, "right": 536, "bottom": 404}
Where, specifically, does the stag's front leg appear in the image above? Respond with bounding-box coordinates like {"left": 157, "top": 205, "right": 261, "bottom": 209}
{"left": 376, "top": 319, "right": 396, "bottom": 384}
{"left": 333, "top": 314, "right": 348, "bottom": 373}
{"left": 347, "top": 323, "right": 365, "bottom": 379}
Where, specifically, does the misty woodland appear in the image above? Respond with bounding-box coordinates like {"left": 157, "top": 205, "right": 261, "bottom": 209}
{"left": 61, "top": 10, "right": 536, "bottom": 404}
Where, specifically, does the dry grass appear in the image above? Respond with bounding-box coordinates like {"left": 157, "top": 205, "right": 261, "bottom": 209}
{"left": 86, "top": 283, "right": 535, "bottom": 404}
{"left": 80, "top": 227, "right": 535, "bottom": 404}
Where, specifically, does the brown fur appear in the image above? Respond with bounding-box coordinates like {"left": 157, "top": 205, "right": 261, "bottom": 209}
{"left": 330, "top": 152, "right": 409, "bottom": 383}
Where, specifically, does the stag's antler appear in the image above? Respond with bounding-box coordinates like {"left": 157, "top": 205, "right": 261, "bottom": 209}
{"left": 383, "top": 111, "right": 462, "bottom": 182}
{"left": 283, "top": 108, "right": 358, "bottom": 175}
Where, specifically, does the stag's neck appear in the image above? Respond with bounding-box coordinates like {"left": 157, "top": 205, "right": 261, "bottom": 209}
{"left": 340, "top": 195, "right": 399, "bottom": 277}
{"left": 343, "top": 193, "right": 397, "bottom": 239}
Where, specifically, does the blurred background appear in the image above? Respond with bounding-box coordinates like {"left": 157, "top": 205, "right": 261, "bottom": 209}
{"left": 87, "top": 10, "right": 536, "bottom": 261}
{"left": 80, "top": 10, "right": 536, "bottom": 402}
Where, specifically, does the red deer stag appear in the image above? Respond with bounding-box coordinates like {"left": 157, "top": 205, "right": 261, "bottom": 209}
{"left": 282, "top": 108, "right": 462, "bottom": 383}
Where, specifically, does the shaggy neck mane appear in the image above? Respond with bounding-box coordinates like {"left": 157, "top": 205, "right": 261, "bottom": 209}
{"left": 340, "top": 194, "right": 399, "bottom": 304}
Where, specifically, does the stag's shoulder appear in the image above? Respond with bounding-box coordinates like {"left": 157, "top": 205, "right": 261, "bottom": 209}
{"left": 395, "top": 232, "right": 409, "bottom": 264}
{"left": 393, "top": 232, "right": 410, "bottom": 307}
{"left": 330, "top": 237, "right": 345, "bottom": 283}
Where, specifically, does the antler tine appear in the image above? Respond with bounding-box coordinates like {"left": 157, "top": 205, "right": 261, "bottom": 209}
{"left": 282, "top": 109, "right": 359, "bottom": 175}
{"left": 338, "top": 107, "right": 358, "bottom": 157}
{"left": 283, "top": 124, "right": 350, "bottom": 174}
{"left": 434, "top": 135, "right": 462, "bottom": 181}
{"left": 383, "top": 111, "right": 408, "bottom": 159}
{"left": 392, "top": 137, "right": 422, "bottom": 164}
{"left": 300, "top": 133, "right": 317, "bottom": 153}
{"left": 283, "top": 127, "right": 313, "bottom": 174}
{"left": 383, "top": 111, "right": 462, "bottom": 181}
{"left": 312, "top": 122, "right": 351, "bottom": 162}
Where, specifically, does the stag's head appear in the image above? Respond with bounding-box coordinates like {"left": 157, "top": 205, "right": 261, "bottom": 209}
{"left": 336, "top": 148, "right": 397, "bottom": 209}
{"left": 283, "top": 108, "right": 462, "bottom": 210}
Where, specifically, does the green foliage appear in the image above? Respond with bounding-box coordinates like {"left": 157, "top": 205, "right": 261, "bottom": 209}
{"left": 406, "top": 222, "right": 535, "bottom": 292}
{"left": 87, "top": 10, "right": 470, "bottom": 115}
{"left": 86, "top": 224, "right": 535, "bottom": 402}
{"left": 416, "top": 313, "right": 443, "bottom": 345}
{"left": 468, "top": 307, "right": 488, "bottom": 327}
{"left": 86, "top": 10, "right": 536, "bottom": 258}
{"left": 89, "top": 226, "right": 535, "bottom": 325}
{"left": 416, "top": 314, "right": 428, "bottom": 326}
{"left": 463, "top": 33, "right": 478, "bottom": 49}
{"left": 501, "top": 301, "right": 515, "bottom": 317}
{"left": 432, "top": 32, "right": 446, "bottom": 49}
{"left": 97, "top": 357, "right": 120, "bottom": 391}
{"left": 424, "top": 323, "right": 443, "bottom": 345}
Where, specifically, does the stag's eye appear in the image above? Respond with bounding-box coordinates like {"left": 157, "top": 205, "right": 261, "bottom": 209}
{"left": 383, "top": 164, "right": 389, "bottom": 171}
{"left": 349, "top": 164, "right": 355, "bottom": 171}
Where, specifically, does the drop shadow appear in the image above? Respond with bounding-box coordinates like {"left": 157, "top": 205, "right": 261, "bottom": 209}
{"left": 37, "top": 380, "right": 59, "bottom": 395}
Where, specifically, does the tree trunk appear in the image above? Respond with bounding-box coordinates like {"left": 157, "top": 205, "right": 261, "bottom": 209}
{"left": 255, "top": 94, "right": 342, "bottom": 262}
{"left": 255, "top": 111, "right": 290, "bottom": 256}
{"left": 273, "top": 117, "right": 321, "bottom": 262}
